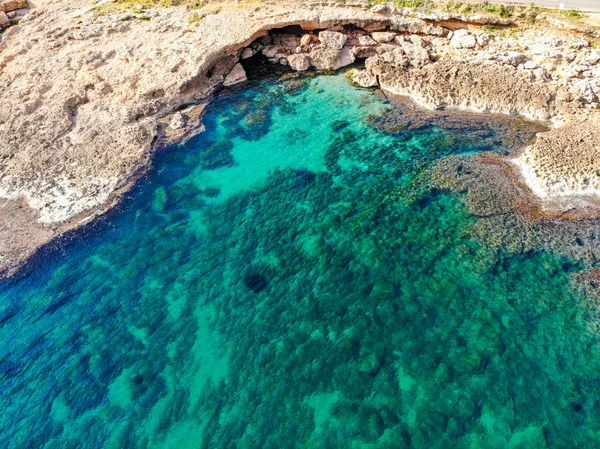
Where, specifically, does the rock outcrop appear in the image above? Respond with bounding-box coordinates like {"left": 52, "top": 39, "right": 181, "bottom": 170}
{"left": 0, "top": 0, "right": 28, "bottom": 31}
{"left": 1, "top": 0, "right": 600, "bottom": 276}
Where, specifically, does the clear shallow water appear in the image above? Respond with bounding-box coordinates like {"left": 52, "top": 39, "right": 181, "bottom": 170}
{"left": 2, "top": 73, "right": 600, "bottom": 448}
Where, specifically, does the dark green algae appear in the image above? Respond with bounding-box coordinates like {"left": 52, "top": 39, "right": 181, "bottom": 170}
{"left": 1, "top": 72, "right": 600, "bottom": 449}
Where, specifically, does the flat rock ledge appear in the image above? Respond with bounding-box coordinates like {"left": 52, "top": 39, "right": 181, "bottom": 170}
{"left": 1, "top": 0, "right": 600, "bottom": 276}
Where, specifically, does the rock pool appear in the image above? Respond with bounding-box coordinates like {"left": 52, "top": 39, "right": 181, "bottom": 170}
{"left": 2, "top": 72, "right": 600, "bottom": 448}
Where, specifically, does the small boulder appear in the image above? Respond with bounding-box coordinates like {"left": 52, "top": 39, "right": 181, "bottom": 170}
{"left": 572, "top": 78, "right": 598, "bottom": 103}
{"left": 300, "top": 34, "right": 313, "bottom": 47}
{"left": 309, "top": 46, "right": 355, "bottom": 70}
{"left": 287, "top": 53, "right": 310, "bottom": 71}
{"left": 502, "top": 51, "right": 528, "bottom": 67}
{"left": 371, "top": 31, "right": 396, "bottom": 43}
{"left": 0, "top": 10, "right": 9, "bottom": 27}
{"left": 352, "top": 46, "right": 377, "bottom": 59}
{"left": 240, "top": 47, "right": 254, "bottom": 59}
{"left": 358, "top": 35, "right": 377, "bottom": 46}
{"left": 169, "top": 112, "right": 185, "bottom": 130}
{"left": 476, "top": 33, "right": 490, "bottom": 47}
{"left": 450, "top": 32, "right": 476, "bottom": 49}
{"left": 318, "top": 30, "right": 347, "bottom": 50}
{"left": 400, "top": 41, "right": 430, "bottom": 65}
{"left": 262, "top": 45, "right": 282, "bottom": 58}
{"left": 408, "top": 34, "right": 425, "bottom": 47}
{"left": 223, "top": 63, "right": 247, "bottom": 87}
{"left": 349, "top": 68, "right": 378, "bottom": 87}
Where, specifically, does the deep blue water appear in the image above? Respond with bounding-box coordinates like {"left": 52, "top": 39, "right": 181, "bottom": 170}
{"left": 2, "top": 73, "right": 600, "bottom": 448}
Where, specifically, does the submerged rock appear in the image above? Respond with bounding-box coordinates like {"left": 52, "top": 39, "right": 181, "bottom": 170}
{"left": 243, "top": 271, "right": 268, "bottom": 293}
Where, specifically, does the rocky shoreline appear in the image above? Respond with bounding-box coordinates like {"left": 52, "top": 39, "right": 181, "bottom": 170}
{"left": 1, "top": 0, "right": 600, "bottom": 277}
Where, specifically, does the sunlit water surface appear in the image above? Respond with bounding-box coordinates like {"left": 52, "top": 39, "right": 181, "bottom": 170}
{"left": 2, "top": 74, "right": 600, "bottom": 449}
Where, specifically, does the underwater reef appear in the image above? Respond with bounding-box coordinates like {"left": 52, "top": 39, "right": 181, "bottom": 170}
{"left": 2, "top": 73, "right": 600, "bottom": 449}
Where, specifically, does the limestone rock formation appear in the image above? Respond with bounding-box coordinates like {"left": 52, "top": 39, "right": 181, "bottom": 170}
{"left": 287, "top": 54, "right": 310, "bottom": 71}
{"left": 309, "top": 46, "right": 355, "bottom": 70}
{"left": 513, "top": 118, "right": 600, "bottom": 200}
{"left": 223, "top": 63, "right": 247, "bottom": 87}
{"left": 318, "top": 30, "right": 347, "bottom": 50}
{"left": 372, "top": 31, "right": 396, "bottom": 43}
{"left": 349, "top": 68, "right": 378, "bottom": 88}
{"left": 1, "top": 0, "right": 600, "bottom": 275}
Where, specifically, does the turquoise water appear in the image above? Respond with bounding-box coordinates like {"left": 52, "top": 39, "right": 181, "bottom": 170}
{"left": 2, "top": 73, "right": 600, "bottom": 448}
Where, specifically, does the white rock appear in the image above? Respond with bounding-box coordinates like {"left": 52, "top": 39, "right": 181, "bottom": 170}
{"left": 533, "top": 67, "right": 549, "bottom": 81}
{"left": 586, "top": 51, "right": 600, "bottom": 64}
{"left": 371, "top": 31, "right": 396, "bottom": 43}
{"left": 169, "top": 112, "right": 185, "bottom": 130}
{"left": 572, "top": 79, "right": 598, "bottom": 103}
{"left": 450, "top": 33, "right": 476, "bottom": 49}
{"left": 476, "top": 33, "right": 489, "bottom": 47}
{"left": 318, "top": 31, "right": 347, "bottom": 50}
{"left": 453, "top": 29, "right": 469, "bottom": 38}
{"left": 223, "top": 63, "right": 247, "bottom": 87}
{"left": 287, "top": 53, "right": 310, "bottom": 71}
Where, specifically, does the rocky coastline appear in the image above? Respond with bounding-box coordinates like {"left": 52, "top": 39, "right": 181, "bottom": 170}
{"left": 1, "top": 0, "right": 600, "bottom": 277}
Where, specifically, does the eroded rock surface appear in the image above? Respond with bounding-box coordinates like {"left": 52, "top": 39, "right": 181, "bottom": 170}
{"left": 1, "top": 0, "right": 600, "bottom": 275}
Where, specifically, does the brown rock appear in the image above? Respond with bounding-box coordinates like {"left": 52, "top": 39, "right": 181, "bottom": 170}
{"left": 300, "top": 34, "right": 313, "bottom": 46}
{"left": 0, "top": 0, "right": 27, "bottom": 13}
{"left": 0, "top": 10, "right": 9, "bottom": 27}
